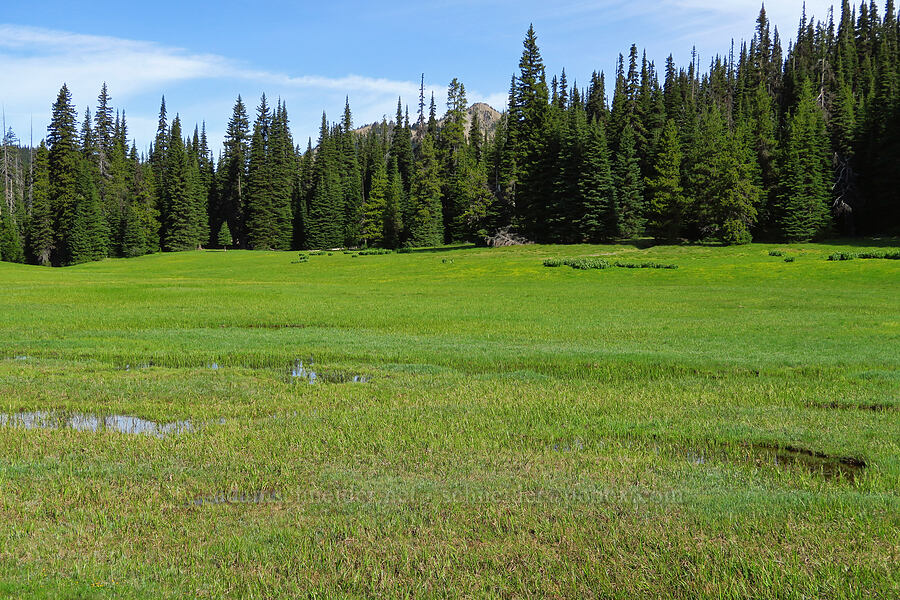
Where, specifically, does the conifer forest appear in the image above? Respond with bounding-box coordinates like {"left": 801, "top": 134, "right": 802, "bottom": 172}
{"left": 1, "top": 2, "right": 899, "bottom": 265}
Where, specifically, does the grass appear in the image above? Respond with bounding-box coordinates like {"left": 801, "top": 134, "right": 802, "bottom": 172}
{"left": 0, "top": 239, "right": 898, "bottom": 598}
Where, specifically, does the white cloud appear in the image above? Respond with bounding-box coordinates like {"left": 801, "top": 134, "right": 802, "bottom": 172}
{"left": 0, "top": 24, "right": 503, "bottom": 149}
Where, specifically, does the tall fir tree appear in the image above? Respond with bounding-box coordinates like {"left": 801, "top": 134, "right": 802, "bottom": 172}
{"left": 578, "top": 119, "right": 616, "bottom": 242}
{"left": 612, "top": 124, "right": 645, "bottom": 238}
{"left": 26, "top": 141, "right": 53, "bottom": 265}
{"left": 777, "top": 79, "right": 833, "bottom": 241}
{"left": 646, "top": 119, "right": 685, "bottom": 241}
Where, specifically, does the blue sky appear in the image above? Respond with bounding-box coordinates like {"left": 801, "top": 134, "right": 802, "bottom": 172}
{"left": 1, "top": 0, "right": 836, "bottom": 153}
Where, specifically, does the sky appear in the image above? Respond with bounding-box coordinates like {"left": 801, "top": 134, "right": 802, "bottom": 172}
{"left": 0, "top": 0, "right": 839, "bottom": 153}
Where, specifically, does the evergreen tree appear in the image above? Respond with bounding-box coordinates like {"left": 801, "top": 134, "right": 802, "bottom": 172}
{"left": 646, "top": 119, "right": 685, "bottom": 241}
{"left": 549, "top": 106, "right": 586, "bottom": 242}
{"left": 612, "top": 125, "right": 645, "bottom": 238}
{"left": 220, "top": 97, "right": 250, "bottom": 246}
{"left": 246, "top": 94, "right": 275, "bottom": 249}
{"left": 121, "top": 197, "right": 145, "bottom": 258}
{"left": 94, "top": 83, "right": 115, "bottom": 178}
{"left": 777, "top": 79, "right": 833, "bottom": 241}
{"left": 384, "top": 160, "right": 404, "bottom": 248}
{"left": 362, "top": 159, "right": 387, "bottom": 246}
{"left": 510, "top": 25, "right": 553, "bottom": 240}
{"left": 130, "top": 148, "right": 160, "bottom": 254}
{"left": 217, "top": 220, "right": 232, "bottom": 248}
{"left": 47, "top": 84, "right": 83, "bottom": 265}
{"left": 67, "top": 157, "right": 108, "bottom": 263}
{"left": 339, "top": 99, "right": 364, "bottom": 247}
{"left": 0, "top": 210, "right": 24, "bottom": 262}
{"left": 26, "top": 142, "right": 53, "bottom": 265}
{"left": 162, "top": 116, "right": 202, "bottom": 251}
{"left": 306, "top": 114, "right": 344, "bottom": 249}
{"left": 578, "top": 119, "right": 615, "bottom": 242}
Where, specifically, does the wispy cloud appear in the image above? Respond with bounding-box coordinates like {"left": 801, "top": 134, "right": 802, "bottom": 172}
{"left": 0, "top": 24, "right": 503, "bottom": 148}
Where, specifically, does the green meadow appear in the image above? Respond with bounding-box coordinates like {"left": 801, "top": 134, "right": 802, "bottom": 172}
{"left": 0, "top": 241, "right": 898, "bottom": 598}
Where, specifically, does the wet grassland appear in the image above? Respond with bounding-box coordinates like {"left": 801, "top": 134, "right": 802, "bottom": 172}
{"left": 0, "top": 241, "right": 898, "bottom": 598}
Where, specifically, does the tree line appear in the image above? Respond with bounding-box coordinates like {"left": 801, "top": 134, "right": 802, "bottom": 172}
{"left": 1, "top": 1, "right": 898, "bottom": 265}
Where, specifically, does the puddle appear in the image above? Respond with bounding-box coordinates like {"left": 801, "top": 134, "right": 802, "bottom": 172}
{"left": 208, "top": 363, "right": 220, "bottom": 370}
{"left": 191, "top": 489, "right": 281, "bottom": 506}
{"left": 288, "top": 360, "right": 369, "bottom": 384}
{"left": 0, "top": 411, "right": 196, "bottom": 438}
{"left": 552, "top": 439, "right": 585, "bottom": 452}
{"left": 14, "top": 356, "right": 28, "bottom": 361}
{"left": 124, "top": 362, "right": 153, "bottom": 371}
{"left": 685, "top": 444, "right": 866, "bottom": 481}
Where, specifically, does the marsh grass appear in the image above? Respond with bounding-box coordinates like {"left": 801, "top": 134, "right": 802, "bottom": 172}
{"left": 0, "top": 239, "right": 897, "bottom": 598}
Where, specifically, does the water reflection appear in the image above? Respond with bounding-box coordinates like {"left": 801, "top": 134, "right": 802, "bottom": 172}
{"left": 0, "top": 411, "right": 196, "bottom": 438}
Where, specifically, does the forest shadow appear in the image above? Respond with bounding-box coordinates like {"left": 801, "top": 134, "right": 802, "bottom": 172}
{"left": 400, "top": 244, "right": 479, "bottom": 254}
{"left": 818, "top": 237, "right": 900, "bottom": 248}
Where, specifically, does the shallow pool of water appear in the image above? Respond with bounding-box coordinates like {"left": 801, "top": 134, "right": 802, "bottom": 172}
{"left": 0, "top": 411, "right": 195, "bottom": 438}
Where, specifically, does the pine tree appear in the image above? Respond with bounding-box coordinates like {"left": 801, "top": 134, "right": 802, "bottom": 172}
{"left": 578, "top": 120, "right": 615, "bottom": 242}
{"left": 612, "top": 125, "right": 645, "bottom": 238}
{"left": 162, "top": 116, "right": 202, "bottom": 251}
{"left": 246, "top": 94, "right": 274, "bottom": 249}
{"left": 777, "top": 79, "right": 832, "bottom": 241}
{"left": 220, "top": 97, "right": 250, "bottom": 247}
{"left": 384, "top": 159, "right": 404, "bottom": 248}
{"left": 121, "top": 197, "right": 145, "bottom": 258}
{"left": 67, "top": 157, "right": 108, "bottom": 263}
{"left": 306, "top": 114, "right": 344, "bottom": 249}
{"left": 26, "top": 141, "right": 53, "bottom": 265}
{"left": 362, "top": 159, "right": 387, "bottom": 246}
{"left": 47, "top": 84, "right": 83, "bottom": 265}
{"left": 0, "top": 210, "right": 24, "bottom": 262}
{"left": 131, "top": 150, "right": 160, "bottom": 254}
{"left": 339, "top": 99, "right": 364, "bottom": 247}
{"left": 440, "top": 78, "right": 474, "bottom": 242}
{"left": 646, "top": 119, "right": 685, "bottom": 241}
{"left": 217, "top": 220, "right": 232, "bottom": 249}
{"left": 510, "top": 25, "right": 553, "bottom": 240}
{"left": 94, "top": 83, "right": 115, "bottom": 178}
{"left": 389, "top": 98, "right": 414, "bottom": 193}
{"left": 549, "top": 106, "right": 586, "bottom": 242}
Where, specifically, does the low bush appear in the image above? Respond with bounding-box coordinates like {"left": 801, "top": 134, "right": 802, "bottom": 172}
{"left": 543, "top": 258, "right": 610, "bottom": 270}
{"left": 857, "top": 250, "right": 900, "bottom": 260}
{"left": 613, "top": 261, "right": 679, "bottom": 270}
{"left": 769, "top": 250, "right": 784, "bottom": 257}
{"left": 544, "top": 258, "right": 678, "bottom": 270}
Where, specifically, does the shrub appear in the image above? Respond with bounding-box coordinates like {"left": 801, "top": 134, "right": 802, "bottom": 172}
{"left": 769, "top": 250, "right": 784, "bottom": 257}
{"left": 543, "top": 257, "right": 610, "bottom": 270}
{"left": 544, "top": 258, "right": 678, "bottom": 270}
{"left": 857, "top": 250, "right": 900, "bottom": 260}
{"left": 827, "top": 252, "right": 856, "bottom": 261}
{"left": 613, "top": 261, "right": 679, "bottom": 270}
{"left": 721, "top": 219, "right": 753, "bottom": 246}
{"left": 357, "top": 249, "right": 393, "bottom": 256}
{"left": 784, "top": 257, "right": 795, "bottom": 263}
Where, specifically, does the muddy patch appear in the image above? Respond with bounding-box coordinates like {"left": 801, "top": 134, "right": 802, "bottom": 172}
{"left": 686, "top": 443, "right": 866, "bottom": 482}
{"left": 809, "top": 400, "right": 896, "bottom": 412}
